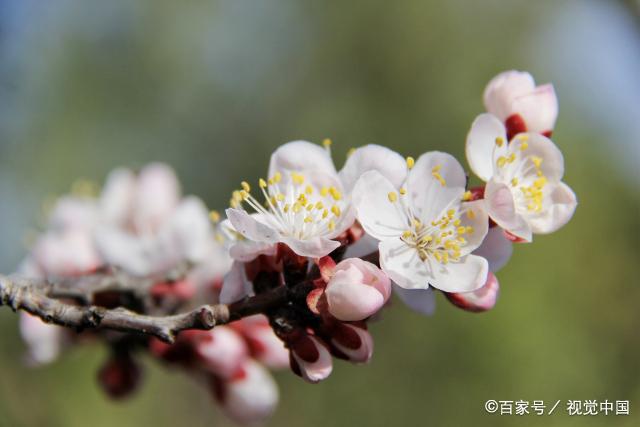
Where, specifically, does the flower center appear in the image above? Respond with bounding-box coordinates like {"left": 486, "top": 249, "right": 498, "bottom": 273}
{"left": 495, "top": 135, "right": 549, "bottom": 213}
{"left": 387, "top": 174, "right": 475, "bottom": 265}
{"left": 230, "top": 172, "right": 346, "bottom": 240}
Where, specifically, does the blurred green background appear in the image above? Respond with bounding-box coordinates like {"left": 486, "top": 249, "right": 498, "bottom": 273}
{"left": 1, "top": 0, "right": 639, "bottom": 426}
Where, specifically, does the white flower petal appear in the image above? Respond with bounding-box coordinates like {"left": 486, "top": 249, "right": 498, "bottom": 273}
{"left": 280, "top": 236, "right": 340, "bottom": 258}
{"left": 379, "top": 238, "right": 430, "bottom": 290}
{"left": 485, "top": 180, "right": 532, "bottom": 242}
{"left": 229, "top": 241, "right": 277, "bottom": 262}
{"left": 511, "top": 83, "right": 558, "bottom": 133}
{"left": 268, "top": 140, "right": 339, "bottom": 189}
{"left": 220, "top": 261, "right": 251, "bottom": 304}
{"left": 339, "top": 144, "right": 407, "bottom": 193}
{"left": 465, "top": 113, "right": 507, "bottom": 182}
{"left": 515, "top": 133, "right": 565, "bottom": 182}
{"left": 163, "top": 196, "right": 212, "bottom": 263}
{"left": 404, "top": 151, "right": 467, "bottom": 223}
{"left": 133, "top": 163, "right": 181, "bottom": 232}
{"left": 225, "top": 208, "right": 279, "bottom": 244}
{"left": 95, "top": 227, "right": 153, "bottom": 276}
{"left": 352, "top": 170, "right": 407, "bottom": 241}
{"left": 48, "top": 196, "right": 99, "bottom": 231}
{"left": 430, "top": 254, "right": 488, "bottom": 293}
{"left": 458, "top": 199, "right": 490, "bottom": 255}
{"left": 528, "top": 182, "right": 577, "bottom": 234}
{"left": 472, "top": 226, "right": 513, "bottom": 272}
{"left": 393, "top": 285, "right": 436, "bottom": 316}
{"left": 406, "top": 151, "right": 466, "bottom": 222}
{"left": 100, "top": 168, "right": 135, "bottom": 225}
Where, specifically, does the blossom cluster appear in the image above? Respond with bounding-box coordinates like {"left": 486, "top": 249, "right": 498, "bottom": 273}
{"left": 16, "top": 70, "right": 576, "bottom": 424}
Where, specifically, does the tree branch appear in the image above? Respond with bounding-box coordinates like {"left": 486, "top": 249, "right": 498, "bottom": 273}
{"left": 0, "top": 273, "right": 307, "bottom": 344}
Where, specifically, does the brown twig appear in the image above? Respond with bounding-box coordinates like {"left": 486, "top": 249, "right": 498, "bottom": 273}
{"left": 0, "top": 273, "right": 302, "bottom": 344}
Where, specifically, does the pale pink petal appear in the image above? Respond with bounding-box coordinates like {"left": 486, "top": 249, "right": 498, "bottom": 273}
{"left": 483, "top": 70, "right": 536, "bottom": 121}
{"left": 484, "top": 180, "right": 532, "bottom": 242}
{"left": 472, "top": 226, "right": 513, "bottom": 272}
{"left": 197, "top": 327, "right": 248, "bottom": 379}
{"left": 325, "top": 276, "right": 385, "bottom": 321}
{"left": 352, "top": 171, "right": 407, "bottom": 241}
{"left": 511, "top": 84, "right": 558, "bottom": 133}
{"left": 334, "top": 258, "right": 391, "bottom": 301}
{"left": 339, "top": 144, "right": 407, "bottom": 193}
{"left": 465, "top": 113, "right": 507, "bottom": 182}
{"left": 236, "top": 315, "right": 290, "bottom": 370}
{"left": 393, "top": 285, "right": 436, "bottom": 315}
{"left": 528, "top": 182, "right": 577, "bottom": 234}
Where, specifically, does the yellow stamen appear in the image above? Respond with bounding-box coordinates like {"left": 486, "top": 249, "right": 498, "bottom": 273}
{"left": 406, "top": 157, "right": 415, "bottom": 169}
{"left": 388, "top": 192, "right": 398, "bottom": 202}
{"left": 209, "top": 210, "right": 221, "bottom": 223}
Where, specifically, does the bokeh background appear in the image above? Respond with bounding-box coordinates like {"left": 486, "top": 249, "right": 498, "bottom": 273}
{"left": 1, "top": 0, "right": 639, "bottom": 426}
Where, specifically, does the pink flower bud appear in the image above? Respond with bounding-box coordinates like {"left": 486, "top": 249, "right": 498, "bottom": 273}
{"left": 325, "top": 258, "right": 391, "bottom": 321}
{"left": 230, "top": 315, "right": 290, "bottom": 370}
{"left": 212, "top": 360, "right": 279, "bottom": 425}
{"left": 445, "top": 271, "right": 500, "bottom": 312}
{"left": 97, "top": 353, "right": 142, "bottom": 400}
{"left": 329, "top": 323, "right": 374, "bottom": 364}
{"left": 19, "top": 313, "right": 64, "bottom": 365}
{"left": 194, "top": 327, "right": 248, "bottom": 379}
{"left": 289, "top": 335, "right": 333, "bottom": 383}
{"left": 483, "top": 70, "right": 558, "bottom": 138}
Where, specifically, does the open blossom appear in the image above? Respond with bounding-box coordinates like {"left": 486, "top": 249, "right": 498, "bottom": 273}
{"left": 466, "top": 114, "right": 577, "bottom": 242}
{"left": 324, "top": 258, "right": 391, "bottom": 321}
{"left": 226, "top": 141, "right": 354, "bottom": 258}
{"left": 353, "top": 152, "right": 489, "bottom": 293}
{"left": 484, "top": 70, "right": 558, "bottom": 138}
{"left": 95, "top": 163, "right": 214, "bottom": 276}
{"left": 226, "top": 141, "right": 410, "bottom": 259}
